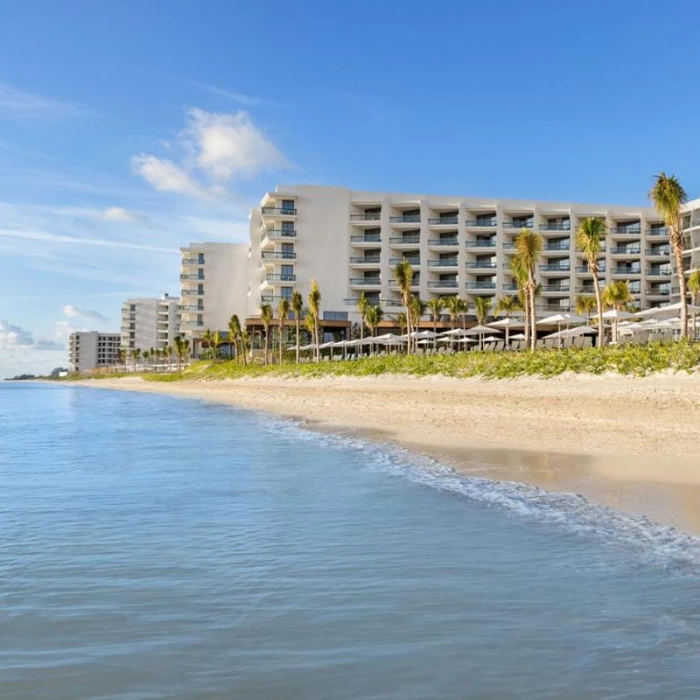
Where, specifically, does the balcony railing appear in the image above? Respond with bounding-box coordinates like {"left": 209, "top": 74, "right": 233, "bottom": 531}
{"left": 262, "top": 206, "right": 297, "bottom": 215}
{"left": 647, "top": 228, "right": 669, "bottom": 236}
{"left": 540, "top": 223, "right": 571, "bottom": 231}
{"left": 544, "top": 243, "right": 570, "bottom": 252}
{"left": 610, "top": 247, "right": 641, "bottom": 255}
{"left": 575, "top": 265, "right": 606, "bottom": 273}
{"left": 646, "top": 268, "right": 672, "bottom": 276}
{"left": 261, "top": 251, "right": 296, "bottom": 260}
{"left": 428, "top": 280, "right": 459, "bottom": 289}
{"left": 465, "top": 219, "right": 497, "bottom": 227}
{"left": 539, "top": 264, "right": 570, "bottom": 272}
{"left": 180, "top": 304, "right": 204, "bottom": 311}
{"left": 261, "top": 295, "right": 293, "bottom": 304}
{"left": 611, "top": 268, "right": 642, "bottom": 275}
{"left": 503, "top": 283, "right": 519, "bottom": 291}
{"left": 503, "top": 221, "right": 534, "bottom": 229}
{"left": 350, "top": 213, "right": 381, "bottom": 221}
{"left": 182, "top": 258, "right": 204, "bottom": 265}
{"left": 180, "top": 274, "right": 204, "bottom": 280}
{"left": 390, "top": 215, "right": 421, "bottom": 223}
{"left": 389, "top": 278, "right": 420, "bottom": 288}
{"left": 427, "top": 217, "right": 458, "bottom": 225}
{"left": 575, "top": 286, "right": 604, "bottom": 293}
{"left": 389, "top": 235, "right": 420, "bottom": 244}
{"left": 351, "top": 234, "right": 381, "bottom": 243}
{"left": 646, "top": 247, "right": 670, "bottom": 256}
{"left": 429, "top": 238, "right": 459, "bottom": 246}
{"left": 265, "top": 274, "right": 296, "bottom": 282}
{"left": 647, "top": 289, "right": 671, "bottom": 296}
{"left": 182, "top": 289, "right": 204, "bottom": 296}
{"left": 542, "top": 286, "right": 571, "bottom": 293}
{"left": 350, "top": 256, "right": 381, "bottom": 264}
{"left": 611, "top": 227, "right": 641, "bottom": 235}
{"left": 465, "top": 282, "right": 496, "bottom": 290}
{"left": 465, "top": 240, "right": 496, "bottom": 248}
{"left": 465, "top": 262, "right": 497, "bottom": 269}
{"left": 389, "top": 258, "right": 420, "bottom": 266}
{"left": 262, "top": 229, "right": 297, "bottom": 240}
{"left": 427, "top": 259, "right": 458, "bottom": 267}
{"left": 350, "top": 278, "right": 381, "bottom": 286}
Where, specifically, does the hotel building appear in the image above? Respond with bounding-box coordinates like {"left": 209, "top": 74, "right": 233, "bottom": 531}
{"left": 246, "top": 185, "right": 673, "bottom": 323}
{"left": 120, "top": 294, "right": 182, "bottom": 352}
{"left": 68, "top": 331, "right": 121, "bottom": 373}
{"left": 674, "top": 200, "right": 700, "bottom": 298}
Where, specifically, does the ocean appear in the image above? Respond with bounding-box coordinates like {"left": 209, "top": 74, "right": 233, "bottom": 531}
{"left": 2, "top": 382, "right": 700, "bottom": 699}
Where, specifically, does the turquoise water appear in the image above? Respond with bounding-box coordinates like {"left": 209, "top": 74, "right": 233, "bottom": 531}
{"left": 2, "top": 384, "right": 700, "bottom": 699}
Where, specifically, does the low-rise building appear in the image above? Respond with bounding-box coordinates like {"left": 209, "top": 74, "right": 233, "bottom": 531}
{"left": 120, "top": 294, "right": 181, "bottom": 352}
{"left": 68, "top": 332, "right": 121, "bottom": 372}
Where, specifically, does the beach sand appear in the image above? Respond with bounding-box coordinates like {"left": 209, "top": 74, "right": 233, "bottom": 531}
{"left": 73, "top": 373, "right": 700, "bottom": 532}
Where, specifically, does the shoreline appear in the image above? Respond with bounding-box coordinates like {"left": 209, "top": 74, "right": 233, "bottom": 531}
{"left": 68, "top": 373, "right": 700, "bottom": 533}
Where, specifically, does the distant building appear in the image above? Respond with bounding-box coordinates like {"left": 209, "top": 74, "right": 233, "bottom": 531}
{"left": 68, "top": 332, "right": 121, "bottom": 373}
{"left": 120, "top": 293, "right": 181, "bottom": 352}
{"left": 179, "top": 242, "right": 248, "bottom": 342}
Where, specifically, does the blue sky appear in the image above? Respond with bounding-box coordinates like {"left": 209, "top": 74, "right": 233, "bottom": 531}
{"left": 1, "top": 0, "right": 699, "bottom": 376}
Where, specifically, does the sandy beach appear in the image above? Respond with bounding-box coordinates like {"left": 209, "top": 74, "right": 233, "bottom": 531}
{"left": 73, "top": 373, "right": 700, "bottom": 532}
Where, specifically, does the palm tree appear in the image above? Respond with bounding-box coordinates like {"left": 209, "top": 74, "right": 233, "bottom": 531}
{"left": 202, "top": 329, "right": 214, "bottom": 360}
{"left": 575, "top": 295, "right": 597, "bottom": 324}
{"left": 474, "top": 296, "right": 492, "bottom": 350}
{"left": 444, "top": 295, "right": 466, "bottom": 330}
{"left": 173, "top": 337, "right": 183, "bottom": 371}
{"left": 409, "top": 296, "right": 426, "bottom": 339}
{"left": 365, "top": 304, "right": 383, "bottom": 354}
{"left": 228, "top": 314, "right": 242, "bottom": 364}
{"left": 395, "top": 312, "right": 407, "bottom": 336}
{"left": 118, "top": 348, "right": 126, "bottom": 367}
{"left": 308, "top": 278, "right": 321, "bottom": 362}
{"left": 260, "top": 303, "right": 273, "bottom": 365}
{"left": 512, "top": 228, "right": 543, "bottom": 352}
{"left": 576, "top": 216, "right": 607, "bottom": 347}
{"left": 356, "top": 292, "right": 371, "bottom": 342}
{"left": 494, "top": 295, "right": 521, "bottom": 344}
{"left": 393, "top": 260, "right": 414, "bottom": 353}
{"left": 164, "top": 345, "right": 173, "bottom": 372}
{"left": 277, "top": 297, "right": 290, "bottom": 365}
{"left": 649, "top": 173, "right": 689, "bottom": 338}
{"left": 142, "top": 349, "right": 150, "bottom": 369}
{"left": 291, "top": 291, "right": 304, "bottom": 364}
{"left": 212, "top": 331, "right": 223, "bottom": 360}
{"left": 239, "top": 329, "right": 249, "bottom": 365}
{"left": 602, "top": 280, "right": 633, "bottom": 343}
{"left": 427, "top": 297, "right": 444, "bottom": 334}
{"left": 687, "top": 269, "right": 700, "bottom": 341}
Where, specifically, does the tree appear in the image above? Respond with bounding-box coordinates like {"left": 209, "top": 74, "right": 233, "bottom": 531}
{"left": 409, "top": 296, "right": 426, "bottom": 339}
{"left": 164, "top": 345, "right": 173, "bottom": 372}
{"left": 260, "top": 304, "right": 273, "bottom": 365}
{"left": 427, "top": 296, "right": 444, "bottom": 334}
{"left": 512, "top": 228, "right": 543, "bottom": 352}
{"left": 118, "top": 348, "right": 127, "bottom": 366}
{"left": 444, "top": 295, "right": 467, "bottom": 330}
{"left": 308, "top": 278, "right": 321, "bottom": 362}
{"left": 687, "top": 269, "right": 700, "bottom": 340}
{"left": 649, "top": 173, "right": 689, "bottom": 338}
{"left": 356, "top": 292, "right": 371, "bottom": 342}
{"left": 474, "top": 296, "right": 492, "bottom": 350}
{"left": 239, "top": 329, "right": 249, "bottom": 365}
{"left": 277, "top": 297, "right": 290, "bottom": 365}
{"left": 291, "top": 291, "right": 304, "bottom": 364}
{"left": 202, "top": 329, "right": 214, "bottom": 360}
{"left": 229, "top": 314, "right": 242, "bottom": 364}
{"left": 495, "top": 295, "right": 521, "bottom": 344}
{"left": 575, "top": 295, "right": 597, "bottom": 323}
{"left": 212, "top": 331, "right": 223, "bottom": 360}
{"left": 173, "top": 337, "right": 184, "bottom": 371}
{"left": 576, "top": 216, "right": 607, "bottom": 347}
{"left": 393, "top": 260, "right": 414, "bottom": 353}
{"left": 602, "top": 280, "right": 633, "bottom": 343}
{"left": 365, "top": 304, "right": 383, "bottom": 354}
{"left": 395, "top": 312, "right": 407, "bottom": 336}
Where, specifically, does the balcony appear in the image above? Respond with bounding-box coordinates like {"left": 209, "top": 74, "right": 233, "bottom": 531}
{"left": 611, "top": 267, "right": 641, "bottom": 276}
{"left": 542, "top": 286, "right": 571, "bottom": 294}
{"left": 647, "top": 288, "right": 671, "bottom": 297}
{"left": 503, "top": 283, "right": 519, "bottom": 291}
{"left": 575, "top": 265, "right": 606, "bottom": 274}
{"left": 610, "top": 226, "right": 641, "bottom": 236}
{"left": 351, "top": 234, "right": 381, "bottom": 245}
{"left": 610, "top": 246, "right": 641, "bottom": 255}
{"left": 645, "top": 268, "right": 672, "bottom": 277}
{"left": 428, "top": 280, "right": 459, "bottom": 290}
{"left": 389, "top": 257, "right": 420, "bottom": 266}
{"left": 264, "top": 274, "right": 296, "bottom": 283}
{"left": 350, "top": 256, "right": 381, "bottom": 266}
{"left": 261, "top": 228, "right": 296, "bottom": 239}
{"left": 544, "top": 243, "right": 570, "bottom": 252}
{"left": 427, "top": 216, "right": 458, "bottom": 226}
{"left": 390, "top": 215, "right": 421, "bottom": 224}
{"left": 646, "top": 247, "right": 670, "bottom": 257}
{"left": 503, "top": 221, "right": 534, "bottom": 229}
{"left": 261, "top": 206, "right": 297, "bottom": 217}
{"left": 539, "top": 264, "right": 570, "bottom": 272}
{"left": 575, "top": 286, "right": 604, "bottom": 294}
{"left": 465, "top": 282, "right": 497, "bottom": 290}
{"left": 180, "top": 273, "right": 205, "bottom": 281}
{"left": 465, "top": 219, "right": 497, "bottom": 228}
{"left": 182, "top": 258, "right": 204, "bottom": 265}
{"left": 389, "top": 278, "right": 420, "bottom": 289}
{"left": 540, "top": 223, "right": 571, "bottom": 232}
{"left": 428, "top": 237, "right": 459, "bottom": 247}
{"left": 465, "top": 262, "right": 497, "bottom": 270}
{"left": 465, "top": 239, "right": 496, "bottom": 249}
{"left": 427, "top": 259, "right": 458, "bottom": 268}
{"left": 647, "top": 227, "right": 669, "bottom": 236}
{"left": 261, "top": 251, "right": 296, "bottom": 260}
{"left": 350, "top": 278, "right": 382, "bottom": 288}
{"left": 389, "top": 235, "right": 421, "bottom": 245}
{"left": 180, "top": 304, "right": 204, "bottom": 312}
{"left": 182, "top": 289, "right": 204, "bottom": 296}
{"left": 350, "top": 213, "right": 381, "bottom": 222}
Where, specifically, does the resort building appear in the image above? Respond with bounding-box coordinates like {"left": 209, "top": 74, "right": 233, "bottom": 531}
{"left": 178, "top": 242, "right": 249, "bottom": 341}
{"left": 246, "top": 185, "right": 673, "bottom": 324}
{"left": 673, "top": 199, "right": 700, "bottom": 299}
{"left": 120, "top": 294, "right": 181, "bottom": 352}
{"left": 68, "top": 331, "right": 121, "bottom": 373}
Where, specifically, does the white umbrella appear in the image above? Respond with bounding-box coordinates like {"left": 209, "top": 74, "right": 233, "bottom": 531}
{"left": 482, "top": 335, "right": 502, "bottom": 343}
{"left": 537, "top": 312, "right": 587, "bottom": 325}
{"left": 319, "top": 341, "right": 336, "bottom": 349}
{"left": 440, "top": 328, "right": 470, "bottom": 337}
{"left": 510, "top": 333, "right": 526, "bottom": 341}
{"left": 374, "top": 333, "right": 406, "bottom": 343}
{"left": 465, "top": 324, "right": 501, "bottom": 351}
{"left": 592, "top": 309, "right": 636, "bottom": 320}
{"left": 411, "top": 330, "right": 439, "bottom": 339}
{"left": 634, "top": 302, "right": 700, "bottom": 318}
{"left": 298, "top": 343, "right": 315, "bottom": 351}
{"left": 457, "top": 336, "right": 478, "bottom": 343}
{"left": 488, "top": 317, "right": 523, "bottom": 343}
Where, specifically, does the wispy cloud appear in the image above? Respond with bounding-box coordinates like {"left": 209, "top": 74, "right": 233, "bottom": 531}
{"left": 0, "top": 319, "right": 63, "bottom": 351}
{"left": 0, "top": 83, "right": 95, "bottom": 117}
{"left": 63, "top": 305, "right": 109, "bottom": 323}
{"left": 191, "top": 81, "right": 262, "bottom": 106}
{"left": 101, "top": 206, "right": 147, "bottom": 222}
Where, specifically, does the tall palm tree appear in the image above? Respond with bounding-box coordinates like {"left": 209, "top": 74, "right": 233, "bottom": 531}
{"left": 393, "top": 260, "right": 414, "bottom": 353}
{"left": 395, "top": 312, "right": 407, "bottom": 336}
{"left": 365, "top": 304, "right": 383, "bottom": 354}
{"left": 182, "top": 338, "right": 190, "bottom": 366}
{"left": 164, "top": 345, "right": 173, "bottom": 372}
{"left": 291, "top": 291, "right": 304, "bottom": 364}
{"left": 512, "top": 228, "right": 543, "bottom": 352}
{"left": 202, "top": 329, "right": 214, "bottom": 360}
{"left": 308, "top": 278, "right": 321, "bottom": 362}
{"left": 173, "top": 337, "right": 183, "bottom": 371}
{"left": 356, "top": 291, "right": 370, "bottom": 342}
{"left": 260, "top": 303, "right": 274, "bottom": 365}
{"left": 687, "top": 269, "right": 700, "bottom": 341}
{"left": 212, "top": 331, "right": 223, "bottom": 360}
{"left": 649, "top": 173, "right": 689, "bottom": 338}
{"left": 239, "top": 329, "right": 249, "bottom": 366}
{"left": 576, "top": 216, "right": 607, "bottom": 347}
{"left": 575, "top": 295, "right": 597, "bottom": 324}
{"left": 277, "top": 297, "right": 290, "bottom": 365}
{"left": 494, "top": 295, "right": 521, "bottom": 344}
{"left": 602, "top": 280, "right": 633, "bottom": 343}
{"left": 474, "top": 296, "right": 492, "bottom": 350}
{"left": 427, "top": 296, "right": 444, "bottom": 334}
{"left": 444, "top": 295, "right": 466, "bottom": 330}
{"left": 409, "top": 296, "right": 426, "bottom": 339}
{"left": 228, "top": 314, "right": 242, "bottom": 364}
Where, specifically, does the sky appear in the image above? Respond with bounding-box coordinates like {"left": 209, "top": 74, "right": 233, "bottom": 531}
{"left": 1, "top": 0, "right": 699, "bottom": 377}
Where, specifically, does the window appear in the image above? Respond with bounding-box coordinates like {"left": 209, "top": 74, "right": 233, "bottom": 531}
{"left": 198, "top": 253, "right": 205, "bottom": 264}
{"left": 281, "top": 199, "right": 295, "bottom": 212}
{"left": 281, "top": 243, "right": 294, "bottom": 254}
{"left": 281, "top": 221, "right": 295, "bottom": 232}
{"left": 197, "top": 284, "right": 204, "bottom": 294}
{"left": 197, "top": 314, "right": 204, "bottom": 326}
{"left": 280, "top": 287, "right": 293, "bottom": 298}
{"left": 281, "top": 265, "right": 294, "bottom": 280}
{"left": 323, "top": 311, "right": 349, "bottom": 321}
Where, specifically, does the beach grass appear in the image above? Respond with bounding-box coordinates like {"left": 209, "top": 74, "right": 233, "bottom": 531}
{"left": 118, "top": 340, "right": 700, "bottom": 382}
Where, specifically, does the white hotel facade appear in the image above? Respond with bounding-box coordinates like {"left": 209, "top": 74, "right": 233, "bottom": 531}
{"left": 120, "top": 294, "right": 182, "bottom": 353}
{"left": 178, "top": 184, "right": 700, "bottom": 342}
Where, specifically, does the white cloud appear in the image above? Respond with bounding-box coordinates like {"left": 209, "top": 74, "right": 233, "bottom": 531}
{"left": 0, "top": 83, "right": 94, "bottom": 117}
{"left": 63, "top": 305, "right": 109, "bottom": 323}
{"left": 0, "top": 319, "right": 63, "bottom": 351}
{"left": 101, "top": 206, "right": 146, "bottom": 222}
{"left": 184, "top": 108, "right": 289, "bottom": 180}
{"left": 190, "top": 82, "right": 262, "bottom": 106}
{"left": 131, "top": 154, "right": 211, "bottom": 198}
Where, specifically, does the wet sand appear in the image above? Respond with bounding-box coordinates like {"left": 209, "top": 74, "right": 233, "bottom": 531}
{"left": 71, "top": 373, "right": 700, "bottom": 533}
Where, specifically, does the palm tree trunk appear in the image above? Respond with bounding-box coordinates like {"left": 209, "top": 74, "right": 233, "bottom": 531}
{"left": 673, "top": 234, "right": 688, "bottom": 339}
{"left": 529, "top": 282, "right": 537, "bottom": 352}
{"left": 264, "top": 328, "right": 268, "bottom": 365}
{"left": 278, "top": 322, "right": 284, "bottom": 365}
{"left": 360, "top": 317, "right": 364, "bottom": 342}
{"left": 295, "top": 319, "right": 300, "bottom": 363}
{"left": 593, "top": 270, "right": 604, "bottom": 348}
{"left": 314, "top": 317, "right": 320, "bottom": 363}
